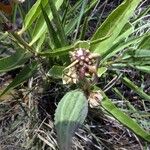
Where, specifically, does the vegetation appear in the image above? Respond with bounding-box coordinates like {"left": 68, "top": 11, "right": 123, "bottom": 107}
{"left": 0, "top": 0, "right": 150, "bottom": 149}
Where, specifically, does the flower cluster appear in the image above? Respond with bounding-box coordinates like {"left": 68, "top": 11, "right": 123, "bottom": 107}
{"left": 63, "top": 48, "right": 100, "bottom": 84}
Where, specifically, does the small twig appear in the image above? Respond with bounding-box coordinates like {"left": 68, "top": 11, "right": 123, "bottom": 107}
{"left": 28, "top": 77, "right": 33, "bottom": 114}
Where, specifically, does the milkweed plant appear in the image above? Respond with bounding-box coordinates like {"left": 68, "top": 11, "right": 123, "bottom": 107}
{"left": 0, "top": 0, "right": 150, "bottom": 149}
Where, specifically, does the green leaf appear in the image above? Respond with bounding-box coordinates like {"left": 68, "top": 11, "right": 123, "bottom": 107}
{"left": 101, "top": 35, "right": 143, "bottom": 61}
{"left": 40, "top": 4, "right": 61, "bottom": 48}
{"left": 38, "top": 44, "right": 74, "bottom": 57}
{"left": 74, "top": 40, "right": 90, "bottom": 49}
{"left": 134, "top": 65, "right": 150, "bottom": 73}
{"left": 138, "top": 33, "right": 150, "bottom": 49}
{"left": 97, "top": 67, "right": 107, "bottom": 77}
{"left": 38, "top": 40, "right": 92, "bottom": 57}
{"left": 122, "top": 77, "right": 150, "bottom": 101}
{"left": 48, "top": 0, "right": 67, "bottom": 45}
{"left": 29, "top": 0, "right": 64, "bottom": 45}
{"left": 36, "top": 33, "right": 46, "bottom": 52}
{"left": 124, "top": 49, "right": 150, "bottom": 58}
{"left": 0, "top": 50, "right": 30, "bottom": 73}
{"left": 113, "top": 22, "right": 134, "bottom": 44}
{"left": 0, "top": 61, "right": 38, "bottom": 97}
{"left": 64, "top": 16, "right": 78, "bottom": 35}
{"left": 54, "top": 90, "right": 88, "bottom": 150}
{"left": 19, "top": 0, "right": 48, "bottom": 33}
{"left": 47, "top": 65, "right": 65, "bottom": 78}
{"left": 91, "top": 0, "right": 141, "bottom": 55}
{"left": 101, "top": 94, "right": 150, "bottom": 142}
{"left": 74, "top": 0, "right": 88, "bottom": 40}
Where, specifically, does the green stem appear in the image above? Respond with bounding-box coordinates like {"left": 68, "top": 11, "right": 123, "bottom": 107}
{"left": 11, "top": 32, "right": 35, "bottom": 54}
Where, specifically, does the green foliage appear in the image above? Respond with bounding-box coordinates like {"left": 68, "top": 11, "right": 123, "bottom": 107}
{"left": 47, "top": 65, "right": 65, "bottom": 78}
{"left": 91, "top": 0, "right": 142, "bottom": 55}
{"left": 54, "top": 90, "right": 88, "bottom": 150}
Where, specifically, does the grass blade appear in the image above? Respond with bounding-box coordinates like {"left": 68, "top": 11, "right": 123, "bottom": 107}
{"left": 122, "top": 77, "right": 150, "bottom": 101}
{"left": 101, "top": 93, "right": 150, "bottom": 142}
{"left": 48, "top": 0, "right": 67, "bottom": 45}
{"left": 40, "top": 4, "right": 61, "bottom": 48}
{"left": 29, "top": 0, "right": 64, "bottom": 45}
{"left": 74, "top": 0, "right": 88, "bottom": 40}
{"left": 0, "top": 61, "right": 38, "bottom": 97}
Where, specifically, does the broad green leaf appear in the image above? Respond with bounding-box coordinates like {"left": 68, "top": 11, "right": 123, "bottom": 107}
{"left": 29, "top": 0, "right": 64, "bottom": 45}
{"left": 55, "top": 90, "right": 88, "bottom": 150}
{"left": 0, "top": 61, "right": 38, "bottom": 97}
{"left": 101, "top": 94, "right": 150, "bottom": 142}
{"left": 91, "top": 0, "right": 141, "bottom": 55}
{"left": 38, "top": 40, "right": 99, "bottom": 57}
{"left": 0, "top": 50, "right": 30, "bottom": 73}
{"left": 122, "top": 77, "right": 150, "bottom": 101}
{"left": 113, "top": 22, "right": 134, "bottom": 44}
{"left": 47, "top": 66, "right": 65, "bottom": 78}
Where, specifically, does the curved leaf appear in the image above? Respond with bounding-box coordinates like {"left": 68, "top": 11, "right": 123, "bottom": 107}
{"left": 38, "top": 45, "right": 74, "bottom": 57}
{"left": 91, "top": 0, "right": 141, "bottom": 55}
{"left": 0, "top": 50, "right": 30, "bottom": 73}
{"left": 138, "top": 33, "right": 150, "bottom": 49}
{"left": 54, "top": 90, "right": 88, "bottom": 150}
